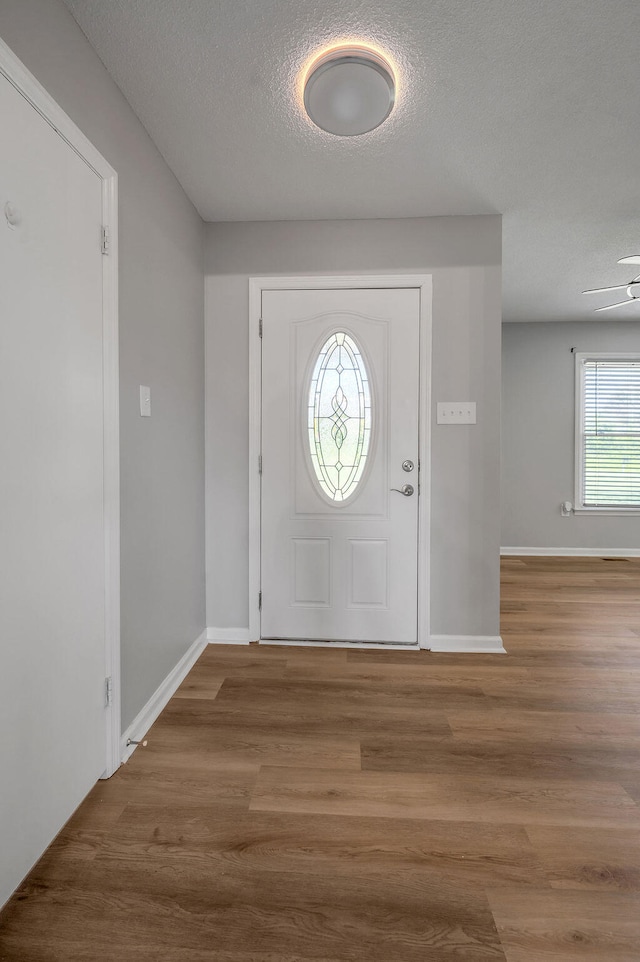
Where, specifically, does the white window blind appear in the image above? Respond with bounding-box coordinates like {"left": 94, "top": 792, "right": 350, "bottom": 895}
{"left": 579, "top": 357, "right": 640, "bottom": 508}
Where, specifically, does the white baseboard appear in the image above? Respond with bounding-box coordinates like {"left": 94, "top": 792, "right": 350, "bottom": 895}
{"left": 207, "top": 627, "right": 252, "bottom": 644}
{"left": 429, "top": 635, "right": 506, "bottom": 653}
{"left": 120, "top": 630, "right": 207, "bottom": 763}
{"left": 501, "top": 546, "right": 640, "bottom": 558}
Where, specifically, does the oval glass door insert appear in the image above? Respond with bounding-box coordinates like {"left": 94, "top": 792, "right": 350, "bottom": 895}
{"left": 307, "top": 331, "right": 372, "bottom": 502}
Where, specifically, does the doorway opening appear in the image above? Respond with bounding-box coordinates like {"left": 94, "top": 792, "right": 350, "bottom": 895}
{"left": 249, "top": 275, "right": 432, "bottom": 649}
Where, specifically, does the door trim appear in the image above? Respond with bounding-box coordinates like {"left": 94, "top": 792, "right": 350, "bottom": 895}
{"left": 0, "top": 39, "right": 121, "bottom": 777}
{"left": 249, "top": 274, "right": 432, "bottom": 649}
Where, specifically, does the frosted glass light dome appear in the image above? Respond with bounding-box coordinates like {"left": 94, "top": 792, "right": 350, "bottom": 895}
{"left": 303, "top": 46, "right": 395, "bottom": 136}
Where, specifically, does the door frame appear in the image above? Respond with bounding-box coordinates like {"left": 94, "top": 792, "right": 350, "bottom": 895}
{"left": 249, "top": 274, "right": 432, "bottom": 649}
{"left": 0, "top": 39, "right": 121, "bottom": 776}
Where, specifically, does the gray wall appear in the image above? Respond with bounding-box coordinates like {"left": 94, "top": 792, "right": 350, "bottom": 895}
{"left": 502, "top": 320, "right": 640, "bottom": 551}
{"left": 205, "top": 216, "right": 502, "bottom": 639}
{"left": 0, "top": 0, "right": 206, "bottom": 728}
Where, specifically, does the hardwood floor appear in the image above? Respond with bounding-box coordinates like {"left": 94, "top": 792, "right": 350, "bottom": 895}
{"left": 1, "top": 556, "right": 640, "bottom": 960}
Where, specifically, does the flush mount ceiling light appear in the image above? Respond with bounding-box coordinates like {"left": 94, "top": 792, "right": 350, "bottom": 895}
{"left": 303, "top": 45, "right": 396, "bottom": 136}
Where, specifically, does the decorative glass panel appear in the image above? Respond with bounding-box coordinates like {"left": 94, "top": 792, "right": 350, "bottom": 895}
{"left": 307, "top": 331, "right": 372, "bottom": 502}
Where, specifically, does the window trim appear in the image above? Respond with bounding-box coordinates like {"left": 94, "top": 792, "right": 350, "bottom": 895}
{"left": 574, "top": 352, "right": 640, "bottom": 515}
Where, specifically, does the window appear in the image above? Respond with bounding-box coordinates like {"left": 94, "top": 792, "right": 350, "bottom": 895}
{"left": 575, "top": 353, "right": 640, "bottom": 511}
{"left": 307, "top": 331, "right": 372, "bottom": 502}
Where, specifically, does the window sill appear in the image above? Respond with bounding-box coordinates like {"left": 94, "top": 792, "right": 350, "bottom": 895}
{"left": 573, "top": 507, "right": 640, "bottom": 517}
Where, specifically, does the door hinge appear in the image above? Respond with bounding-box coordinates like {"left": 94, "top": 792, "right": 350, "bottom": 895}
{"left": 258, "top": 454, "right": 263, "bottom": 474}
{"left": 101, "top": 226, "right": 110, "bottom": 255}
{"left": 105, "top": 676, "right": 113, "bottom": 707}
{"left": 259, "top": 318, "right": 263, "bottom": 338}
{"left": 258, "top": 590, "right": 262, "bottom": 610}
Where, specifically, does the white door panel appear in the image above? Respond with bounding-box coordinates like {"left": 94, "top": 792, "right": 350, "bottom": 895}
{"left": 261, "top": 288, "right": 420, "bottom": 643}
{"left": 0, "top": 72, "right": 106, "bottom": 907}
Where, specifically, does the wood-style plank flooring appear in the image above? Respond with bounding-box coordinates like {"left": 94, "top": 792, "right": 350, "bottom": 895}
{"left": 2, "top": 556, "right": 640, "bottom": 960}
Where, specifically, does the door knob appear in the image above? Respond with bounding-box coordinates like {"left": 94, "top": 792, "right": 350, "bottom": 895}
{"left": 391, "top": 484, "right": 414, "bottom": 496}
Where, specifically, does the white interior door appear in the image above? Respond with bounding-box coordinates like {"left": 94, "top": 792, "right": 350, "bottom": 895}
{"left": 261, "top": 287, "right": 420, "bottom": 643}
{"left": 0, "top": 71, "right": 107, "bottom": 907}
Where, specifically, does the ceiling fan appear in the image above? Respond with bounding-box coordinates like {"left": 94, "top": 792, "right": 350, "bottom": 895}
{"left": 582, "top": 256, "right": 640, "bottom": 312}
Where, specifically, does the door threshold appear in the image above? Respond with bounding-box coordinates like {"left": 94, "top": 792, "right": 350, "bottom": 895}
{"left": 259, "top": 638, "right": 420, "bottom": 651}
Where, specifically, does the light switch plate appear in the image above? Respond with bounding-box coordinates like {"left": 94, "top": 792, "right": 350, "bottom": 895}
{"left": 139, "top": 385, "right": 151, "bottom": 417}
{"left": 437, "top": 401, "right": 476, "bottom": 424}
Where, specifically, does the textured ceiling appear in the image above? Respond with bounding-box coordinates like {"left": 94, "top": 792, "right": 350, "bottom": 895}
{"left": 63, "top": 0, "right": 640, "bottom": 323}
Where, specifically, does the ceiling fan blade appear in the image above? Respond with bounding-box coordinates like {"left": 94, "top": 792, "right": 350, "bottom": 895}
{"left": 582, "top": 284, "right": 630, "bottom": 295}
{"left": 617, "top": 255, "right": 640, "bottom": 265}
{"left": 594, "top": 299, "right": 634, "bottom": 312}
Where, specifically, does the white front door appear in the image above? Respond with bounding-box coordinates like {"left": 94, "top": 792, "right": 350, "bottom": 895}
{"left": 0, "top": 70, "right": 107, "bottom": 907}
{"left": 261, "top": 287, "right": 421, "bottom": 644}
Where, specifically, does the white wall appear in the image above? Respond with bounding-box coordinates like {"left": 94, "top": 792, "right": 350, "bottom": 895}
{"left": 205, "top": 216, "right": 502, "bottom": 640}
{"left": 502, "top": 320, "right": 640, "bottom": 551}
{"left": 0, "top": 0, "right": 206, "bottom": 728}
